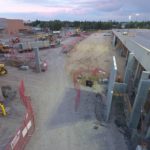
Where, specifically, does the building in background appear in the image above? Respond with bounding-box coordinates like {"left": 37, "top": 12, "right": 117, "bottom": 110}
{"left": 0, "top": 18, "right": 30, "bottom": 35}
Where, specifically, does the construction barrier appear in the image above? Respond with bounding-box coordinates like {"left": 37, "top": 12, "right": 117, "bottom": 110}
{"left": 61, "top": 36, "right": 86, "bottom": 54}
{"left": 6, "top": 80, "right": 35, "bottom": 150}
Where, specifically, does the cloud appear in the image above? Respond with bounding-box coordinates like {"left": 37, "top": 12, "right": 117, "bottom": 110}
{"left": 125, "top": 0, "right": 150, "bottom": 13}
{"left": 0, "top": 0, "right": 150, "bottom": 21}
{"left": 94, "top": 0, "right": 123, "bottom": 12}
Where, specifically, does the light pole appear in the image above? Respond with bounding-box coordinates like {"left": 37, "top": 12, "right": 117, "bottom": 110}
{"left": 135, "top": 13, "right": 140, "bottom": 21}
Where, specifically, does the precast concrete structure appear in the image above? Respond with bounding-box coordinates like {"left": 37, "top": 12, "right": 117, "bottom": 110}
{"left": 112, "top": 29, "right": 150, "bottom": 147}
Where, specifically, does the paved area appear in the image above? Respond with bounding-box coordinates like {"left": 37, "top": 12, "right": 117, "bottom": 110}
{"left": 1, "top": 32, "right": 128, "bottom": 150}
{"left": 26, "top": 33, "right": 127, "bottom": 150}
{"left": 131, "top": 29, "right": 150, "bottom": 49}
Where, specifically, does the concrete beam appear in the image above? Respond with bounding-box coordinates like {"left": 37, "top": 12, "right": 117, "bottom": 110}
{"left": 140, "top": 71, "right": 150, "bottom": 80}
{"left": 112, "top": 35, "right": 116, "bottom": 47}
{"left": 128, "top": 72, "right": 150, "bottom": 129}
{"left": 106, "top": 56, "right": 117, "bottom": 121}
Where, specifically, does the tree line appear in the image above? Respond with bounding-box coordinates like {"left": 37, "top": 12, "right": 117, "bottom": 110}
{"left": 29, "top": 20, "right": 150, "bottom": 31}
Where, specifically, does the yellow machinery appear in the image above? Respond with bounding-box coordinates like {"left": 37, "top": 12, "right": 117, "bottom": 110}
{"left": 75, "top": 28, "right": 81, "bottom": 35}
{"left": 36, "top": 33, "right": 48, "bottom": 41}
{"left": 36, "top": 34, "right": 47, "bottom": 41}
{"left": 36, "top": 34, "right": 55, "bottom": 42}
{"left": 0, "top": 64, "right": 7, "bottom": 75}
{"left": 0, "top": 43, "right": 10, "bottom": 53}
{"left": 0, "top": 102, "right": 6, "bottom": 116}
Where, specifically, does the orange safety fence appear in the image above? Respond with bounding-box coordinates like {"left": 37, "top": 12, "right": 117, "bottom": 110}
{"left": 61, "top": 35, "right": 87, "bottom": 53}
{"left": 6, "top": 80, "right": 35, "bottom": 150}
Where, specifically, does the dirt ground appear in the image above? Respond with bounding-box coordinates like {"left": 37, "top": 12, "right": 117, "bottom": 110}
{"left": 0, "top": 31, "right": 127, "bottom": 150}
{"left": 67, "top": 31, "right": 126, "bottom": 79}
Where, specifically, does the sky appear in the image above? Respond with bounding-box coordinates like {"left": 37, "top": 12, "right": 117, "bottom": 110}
{"left": 0, "top": 0, "right": 150, "bottom": 21}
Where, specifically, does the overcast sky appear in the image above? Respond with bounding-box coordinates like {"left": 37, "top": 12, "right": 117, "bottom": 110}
{"left": 0, "top": 0, "right": 150, "bottom": 21}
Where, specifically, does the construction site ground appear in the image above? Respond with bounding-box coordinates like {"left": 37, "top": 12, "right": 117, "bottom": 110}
{"left": 0, "top": 31, "right": 127, "bottom": 150}
{"left": 0, "top": 82, "right": 25, "bottom": 149}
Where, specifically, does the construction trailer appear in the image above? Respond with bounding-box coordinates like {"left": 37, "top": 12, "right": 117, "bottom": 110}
{"left": 18, "top": 40, "right": 50, "bottom": 52}
{"left": 16, "top": 39, "right": 61, "bottom": 52}
{"left": 110, "top": 29, "right": 150, "bottom": 149}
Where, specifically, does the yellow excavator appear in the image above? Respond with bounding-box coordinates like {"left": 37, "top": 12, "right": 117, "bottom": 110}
{"left": 0, "top": 102, "right": 6, "bottom": 116}
{"left": 0, "top": 43, "right": 10, "bottom": 53}
{"left": 0, "top": 64, "right": 7, "bottom": 75}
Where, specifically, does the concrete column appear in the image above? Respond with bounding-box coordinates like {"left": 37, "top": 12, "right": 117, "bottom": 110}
{"left": 112, "top": 35, "right": 116, "bottom": 47}
{"left": 34, "top": 48, "right": 41, "bottom": 73}
{"left": 128, "top": 71, "right": 150, "bottom": 128}
{"left": 106, "top": 56, "right": 117, "bottom": 121}
{"left": 146, "top": 127, "right": 150, "bottom": 139}
{"left": 120, "top": 47, "right": 124, "bottom": 56}
{"left": 145, "top": 111, "right": 150, "bottom": 139}
{"left": 124, "top": 50, "right": 129, "bottom": 67}
{"left": 133, "top": 62, "right": 140, "bottom": 84}
{"left": 124, "top": 53, "right": 135, "bottom": 84}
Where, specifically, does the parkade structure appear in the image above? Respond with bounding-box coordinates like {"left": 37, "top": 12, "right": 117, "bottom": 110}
{"left": 112, "top": 29, "right": 150, "bottom": 144}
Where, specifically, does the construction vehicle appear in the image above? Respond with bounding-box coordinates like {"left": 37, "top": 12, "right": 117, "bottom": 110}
{"left": 0, "top": 64, "right": 7, "bottom": 75}
{"left": 11, "top": 37, "right": 20, "bottom": 44}
{"left": 36, "top": 34, "right": 47, "bottom": 41}
{"left": 71, "top": 28, "right": 81, "bottom": 37}
{"left": 0, "top": 102, "right": 6, "bottom": 116}
{"left": 76, "top": 28, "right": 80, "bottom": 34}
{"left": 37, "top": 33, "right": 56, "bottom": 42}
{"left": 0, "top": 43, "right": 10, "bottom": 53}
